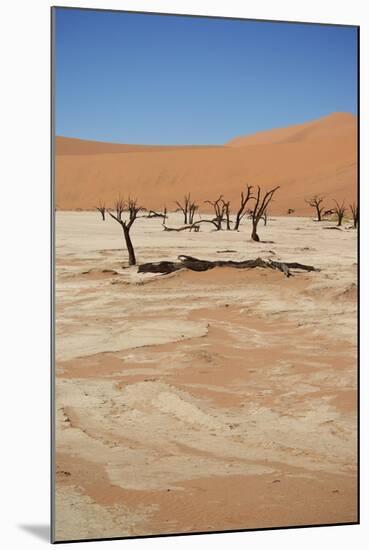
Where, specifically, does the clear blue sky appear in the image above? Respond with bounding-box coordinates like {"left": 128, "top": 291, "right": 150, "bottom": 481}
{"left": 54, "top": 8, "right": 358, "bottom": 145}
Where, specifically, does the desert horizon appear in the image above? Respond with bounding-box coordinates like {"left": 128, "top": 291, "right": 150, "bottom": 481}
{"left": 55, "top": 111, "right": 357, "bottom": 216}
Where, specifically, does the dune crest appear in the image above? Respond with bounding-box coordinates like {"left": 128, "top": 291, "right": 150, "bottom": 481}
{"left": 55, "top": 112, "right": 357, "bottom": 215}
{"left": 227, "top": 112, "right": 356, "bottom": 147}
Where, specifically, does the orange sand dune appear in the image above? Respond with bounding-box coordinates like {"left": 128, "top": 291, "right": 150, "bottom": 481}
{"left": 55, "top": 112, "right": 357, "bottom": 215}
{"left": 56, "top": 136, "right": 221, "bottom": 156}
{"left": 227, "top": 112, "right": 356, "bottom": 147}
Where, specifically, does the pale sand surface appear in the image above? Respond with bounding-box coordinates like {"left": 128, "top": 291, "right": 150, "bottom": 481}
{"left": 55, "top": 113, "right": 357, "bottom": 214}
{"left": 54, "top": 211, "right": 357, "bottom": 541}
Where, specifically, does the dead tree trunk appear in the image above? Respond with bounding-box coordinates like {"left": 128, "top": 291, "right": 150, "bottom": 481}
{"left": 188, "top": 201, "right": 198, "bottom": 224}
{"left": 305, "top": 195, "right": 326, "bottom": 221}
{"left": 333, "top": 200, "right": 346, "bottom": 227}
{"left": 204, "top": 195, "right": 226, "bottom": 230}
{"left": 234, "top": 186, "right": 254, "bottom": 231}
{"left": 176, "top": 194, "right": 189, "bottom": 224}
{"left": 96, "top": 202, "right": 106, "bottom": 221}
{"left": 251, "top": 224, "right": 260, "bottom": 241}
{"left": 163, "top": 224, "right": 193, "bottom": 232}
{"left": 251, "top": 186, "right": 280, "bottom": 241}
{"left": 138, "top": 254, "right": 320, "bottom": 278}
{"left": 350, "top": 203, "right": 358, "bottom": 228}
{"left": 176, "top": 194, "right": 197, "bottom": 225}
{"left": 147, "top": 206, "right": 168, "bottom": 225}
{"left": 147, "top": 210, "right": 165, "bottom": 219}
{"left": 122, "top": 224, "right": 136, "bottom": 265}
{"left": 221, "top": 199, "right": 232, "bottom": 230}
{"left": 163, "top": 219, "right": 218, "bottom": 232}
{"left": 108, "top": 197, "right": 144, "bottom": 266}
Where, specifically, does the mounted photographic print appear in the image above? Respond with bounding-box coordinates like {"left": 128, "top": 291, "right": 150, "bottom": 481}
{"left": 51, "top": 6, "right": 359, "bottom": 543}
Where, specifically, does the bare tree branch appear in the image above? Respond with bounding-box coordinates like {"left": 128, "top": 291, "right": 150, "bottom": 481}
{"left": 220, "top": 198, "right": 232, "bottom": 230}
{"left": 250, "top": 186, "right": 280, "bottom": 241}
{"left": 107, "top": 196, "right": 144, "bottom": 265}
{"left": 333, "top": 199, "right": 346, "bottom": 227}
{"left": 305, "top": 194, "right": 326, "bottom": 222}
{"left": 349, "top": 202, "right": 358, "bottom": 228}
{"left": 204, "top": 195, "right": 226, "bottom": 230}
{"left": 234, "top": 185, "right": 254, "bottom": 230}
{"left": 175, "top": 193, "right": 197, "bottom": 224}
{"left": 96, "top": 201, "right": 106, "bottom": 221}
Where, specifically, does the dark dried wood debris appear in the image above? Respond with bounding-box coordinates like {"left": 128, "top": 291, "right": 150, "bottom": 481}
{"left": 138, "top": 255, "right": 320, "bottom": 278}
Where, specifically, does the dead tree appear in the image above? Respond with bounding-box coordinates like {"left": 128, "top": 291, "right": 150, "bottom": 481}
{"left": 147, "top": 210, "right": 164, "bottom": 219}
{"left": 250, "top": 186, "right": 280, "bottom": 241}
{"left": 262, "top": 209, "right": 268, "bottom": 226}
{"left": 333, "top": 200, "right": 346, "bottom": 227}
{"left": 287, "top": 208, "right": 295, "bottom": 215}
{"left": 176, "top": 194, "right": 197, "bottom": 225}
{"left": 108, "top": 197, "right": 144, "bottom": 266}
{"left": 204, "top": 195, "right": 226, "bottom": 230}
{"left": 188, "top": 200, "right": 198, "bottom": 224}
{"left": 221, "top": 199, "right": 232, "bottom": 230}
{"left": 96, "top": 201, "right": 106, "bottom": 221}
{"left": 147, "top": 206, "right": 168, "bottom": 225}
{"left": 175, "top": 194, "right": 190, "bottom": 224}
{"left": 350, "top": 203, "right": 358, "bottom": 228}
{"left": 305, "top": 195, "right": 326, "bottom": 221}
{"left": 234, "top": 186, "right": 254, "bottom": 231}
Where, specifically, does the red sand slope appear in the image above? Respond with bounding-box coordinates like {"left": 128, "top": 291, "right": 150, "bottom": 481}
{"left": 55, "top": 112, "right": 357, "bottom": 215}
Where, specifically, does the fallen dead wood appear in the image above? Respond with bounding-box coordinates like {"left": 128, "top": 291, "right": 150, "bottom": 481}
{"left": 163, "top": 219, "right": 220, "bottom": 232}
{"left": 138, "top": 260, "right": 183, "bottom": 274}
{"left": 216, "top": 249, "right": 237, "bottom": 253}
{"left": 163, "top": 224, "right": 199, "bottom": 232}
{"left": 146, "top": 210, "right": 166, "bottom": 219}
{"left": 192, "top": 219, "right": 220, "bottom": 229}
{"left": 163, "top": 224, "right": 191, "bottom": 232}
{"left": 138, "top": 255, "right": 320, "bottom": 278}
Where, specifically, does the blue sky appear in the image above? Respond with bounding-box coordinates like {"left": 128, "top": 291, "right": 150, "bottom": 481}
{"left": 54, "top": 8, "right": 358, "bottom": 145}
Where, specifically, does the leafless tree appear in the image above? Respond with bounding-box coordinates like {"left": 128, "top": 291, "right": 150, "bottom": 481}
{"left": 350, "top": 202, "right": 358, "bottom": 228}
{"left": 96, "top": 201, "right": 106, "bottom": 221}
{"left": 188, "top": 200, "right": 198, "bottom": 225}
{"left": 204, "top": 195, "right": 226, "bottom": 231}
{"left": 162, "top": 205, "right": 168, "bottom": 225}
{"left": 250, "top": 186, "right": 280, "bottom": 241}
{"left": 305, "top": 194, "right": 326, "bottom": 221}
{"left": 175, "top": 194, "right": 190, "bottom": 224}
{"left": 234, "top": 186, "right": 254, "bottom": 231}
{"left": 108, "top": 197, "right": 144, "bottom": 265}
{"left": 175, "top": 193, "right": 197, "bottom": 225}
{"left": 221, "top": 199, "right": 232, "bottom": 230}
{"left": 262, "top": 209, "right": 268, "bottom": 226}
{"left": 333, "top": 200, "right": 346, "bottom": 227}
{"left": 287, "top": 208, "right": 295, "bottom": 215}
